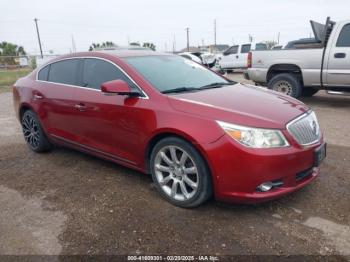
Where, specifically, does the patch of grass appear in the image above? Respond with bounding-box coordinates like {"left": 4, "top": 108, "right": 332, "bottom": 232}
{"left": 0, "top": 68, "right": 32, "bottom": 90}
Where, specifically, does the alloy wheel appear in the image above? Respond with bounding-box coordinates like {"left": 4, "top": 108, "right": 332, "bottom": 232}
{"left": 22, "top": 113, "right": 40, "bottom": 149}
{"left": 154, "top": 145, "right": 199, "bottom": 201}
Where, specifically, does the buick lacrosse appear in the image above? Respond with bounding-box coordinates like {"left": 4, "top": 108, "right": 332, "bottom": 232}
{"left": 13, "top": 50, "right": 326, "bottom": 207}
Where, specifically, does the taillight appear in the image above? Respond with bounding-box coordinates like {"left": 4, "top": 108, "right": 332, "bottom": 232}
{"left": 247, "top": 52, "right": 252, "bottom": 68}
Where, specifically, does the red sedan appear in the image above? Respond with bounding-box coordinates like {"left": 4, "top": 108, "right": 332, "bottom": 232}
{"left": 13, "top": 50, "right": 326, "bottom": 207}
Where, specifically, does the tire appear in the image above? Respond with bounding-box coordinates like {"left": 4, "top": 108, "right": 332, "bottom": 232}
{"left": 301, "top": 87, "right": 319, "bottom": 97}
{"left": 268, "top": 73, "right": 302, "bottom": 98}
{"left": 150, "top": 137, "right": 212, "bottom": 208}
{"left": 21, "top": 110, "right": 52, "bottom": 152}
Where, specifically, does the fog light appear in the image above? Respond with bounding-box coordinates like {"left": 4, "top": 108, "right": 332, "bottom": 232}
{"left": 257, "top": 182, "right": 273, "bottom": 192}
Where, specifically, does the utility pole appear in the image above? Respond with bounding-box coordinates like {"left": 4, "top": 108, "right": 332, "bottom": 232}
{"left": 186, "top": 27, "right": 190, "bottom": 52}
{"left": 277, "top": 32, "right": 280, "bottom": 45}
{"left": 249, "top": 34, "right": 253, "bottom": 43}
{"left": 214, "top": 19, "right": 217, "bottom": 48}
{"left": 71, "top": 35, "right": 76, "bottom": 53}
{"left": 34, "top": 18, "right": 43, "bottom": 58}
{"left": 172, "top": 34, "right": 176, "bottom": 53}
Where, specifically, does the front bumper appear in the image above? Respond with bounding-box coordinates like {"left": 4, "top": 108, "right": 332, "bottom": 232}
{"left": 200, "top": 134, "right": 323, "bottom": 204}
{"left": 246, "top": 68, "right": 268, "bottom": 84}
{"left": 243, "top": 71, "right": 250, "bottom": 80}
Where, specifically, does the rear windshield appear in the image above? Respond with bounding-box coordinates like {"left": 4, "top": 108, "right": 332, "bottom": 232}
{"left": 241, "top": 44, "right": 251, "bottom": 53}
{"left": 255, "top": 43, "right": 268, "bottom": 50}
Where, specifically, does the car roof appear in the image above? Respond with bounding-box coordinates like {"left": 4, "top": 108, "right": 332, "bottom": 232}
{"left": 96, "top": 49, "right": 170, "bottom": 58}
{"left": 41, "top": 50, "right": 173, "bottom": 68}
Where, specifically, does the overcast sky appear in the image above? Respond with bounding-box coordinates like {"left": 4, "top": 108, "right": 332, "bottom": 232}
{"left": 1, "top": 0, "right": 349, "bottom": 54}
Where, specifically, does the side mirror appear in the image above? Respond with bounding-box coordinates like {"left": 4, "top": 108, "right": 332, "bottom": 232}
{"left": 100, "top": 79, "right": 141, "bottom": 97}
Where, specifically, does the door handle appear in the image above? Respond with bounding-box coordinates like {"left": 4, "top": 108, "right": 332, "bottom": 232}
{"left": 334, "top": 53, "right": 346, "bottom": 58}
{"left": 33, "top": 94, "right": 43, "bottom": 100}
{"left": 74, "top": 103, "right": 87, "bottom": 111}
{"left": 236, "top": 55, "right": 239, "bottom": 59}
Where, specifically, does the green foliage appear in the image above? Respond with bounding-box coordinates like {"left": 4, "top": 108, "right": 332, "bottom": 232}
{"left": 0, "top": 68, "right": 32, "bottom": 88}
{"left": 129, "top": 42, "right": 140, "bottom": 46}
{"left": 0, "top": 42, "right": 27, "bottom": 65}
{"left": 89, "top": 41, "right": 117, "bottom": 51}
{"left": 30, "top": 57, "right": 37, "bottom": 69}
{"left": 142, "top": 42, "right": 156, "bottom": 51}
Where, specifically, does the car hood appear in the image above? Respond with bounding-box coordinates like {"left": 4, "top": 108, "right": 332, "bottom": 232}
{"left": 167, "top": 83, "right": 309, "bottom": 129}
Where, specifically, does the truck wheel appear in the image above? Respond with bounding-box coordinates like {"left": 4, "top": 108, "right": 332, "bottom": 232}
{"left": 268, "top": 73, "right": 302, "bottom": 98}
{"left": 302, "top": 87, "right": 319, "bottom": 97}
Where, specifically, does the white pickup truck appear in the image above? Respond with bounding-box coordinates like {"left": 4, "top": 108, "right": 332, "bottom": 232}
{"left": 246, "top": 18, "right": 350, "bottom": 98}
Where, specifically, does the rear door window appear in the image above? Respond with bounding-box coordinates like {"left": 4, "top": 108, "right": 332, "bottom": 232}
{"left": 38, "top": 65, "right": 50, "bottom": 81}
{"left": 336, "top": 24, "right": 350, "bottom": 47}
{"left": 48, "top": 59, "right": 80, "bottom": 85}
{"left": 223, "top": 46, "right": 238, "bottom": 55}
{"left": 241, "top": 44, "right": 251, "bottom": 53}
{"left": 82, "top": 58, "right": 137, "bottom": 91}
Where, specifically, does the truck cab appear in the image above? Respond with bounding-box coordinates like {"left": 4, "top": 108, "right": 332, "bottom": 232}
{"left": 219, "top": 43, "right": 267, "bottom": 70}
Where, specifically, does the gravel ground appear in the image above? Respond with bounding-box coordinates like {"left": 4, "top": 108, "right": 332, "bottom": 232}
{"left": 0, "top": 74, "right": 349, "bottom": 258}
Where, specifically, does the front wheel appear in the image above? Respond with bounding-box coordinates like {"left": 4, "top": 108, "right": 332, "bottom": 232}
{"left": 268, "top": 73, "right": 302, "bottom": 98}
{"left": 150, "top": 137, "right": 212, "bottom": 208}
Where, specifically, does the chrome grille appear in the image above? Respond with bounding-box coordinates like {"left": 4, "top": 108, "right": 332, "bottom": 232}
{"left": 287, "top": 111, "right": 321, "bottom": 146}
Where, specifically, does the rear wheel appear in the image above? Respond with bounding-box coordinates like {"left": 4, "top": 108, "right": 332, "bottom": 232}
{"left": 150, "top": 137, "right": 212, "bottom": 208}
{"left": 21, "top": 110, "right": 52, "bottom": 152}
{"left": 268, "top": 73, "right": 302, "bottom": 98}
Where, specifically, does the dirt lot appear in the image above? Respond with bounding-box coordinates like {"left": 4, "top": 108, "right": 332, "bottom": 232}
{"left": 0, "top": 73, "right": 349, "bottom": 258}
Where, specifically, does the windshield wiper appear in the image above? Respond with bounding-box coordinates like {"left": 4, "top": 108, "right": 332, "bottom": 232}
{"left": 198, "top": 82, "right": 233, "bottom": 90}
{"left": 162, "top": 87, "right": 198, "bottom": 94}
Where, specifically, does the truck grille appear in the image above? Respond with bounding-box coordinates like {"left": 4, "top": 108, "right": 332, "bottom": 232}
{"left": 287, "top": 111, "right": 321, "bottom": 146}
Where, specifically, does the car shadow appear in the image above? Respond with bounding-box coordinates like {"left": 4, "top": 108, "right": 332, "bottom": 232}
{"left": 53, "top": 145, "right": 307, "bottom": 215}
{"left": 300, "top": 93, "right": 350, "bottom": 108}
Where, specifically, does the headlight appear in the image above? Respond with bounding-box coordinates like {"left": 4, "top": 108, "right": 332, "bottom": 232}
{"left": 217, "top": 121, "right": 289, "bottom": 148}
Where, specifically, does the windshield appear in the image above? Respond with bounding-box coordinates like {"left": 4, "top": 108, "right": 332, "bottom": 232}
{"left": 124, "top": 55, "right": 233, "bottom": 93}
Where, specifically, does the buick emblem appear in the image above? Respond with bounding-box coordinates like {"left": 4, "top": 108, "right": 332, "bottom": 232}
{"left": 310, "top": 120, "right": 318, "bottom": 136}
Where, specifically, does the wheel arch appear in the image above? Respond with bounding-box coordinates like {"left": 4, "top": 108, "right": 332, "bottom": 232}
{"left": 144, "top": 130, "right": 213, "bottom": 177}
{"left": 19, "top": 103, "right": 35, "bottom": 120}
{"left": 267, "top": 64, "right": 304, "bottom": 86}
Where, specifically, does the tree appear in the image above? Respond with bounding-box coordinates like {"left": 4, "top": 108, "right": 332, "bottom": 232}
{"left": 263, "top": 40, "right": 278, "bottom": 50}
{"left": 89, "top": 41, "right": 116, "bottom": 51}
{"left": 129, "top": 42, "right": 140, "bottom": 46}
{"left": 142, "top": 42, "right": 156, "bottom": 51}
{"left": 0, "top": 41, "right": 27, "bottom": 65}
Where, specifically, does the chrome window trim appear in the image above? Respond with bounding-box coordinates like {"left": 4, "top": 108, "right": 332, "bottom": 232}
{"left": 286, "top": 110, "right": 321, "bottom": 146}
{"left": 35, "top": 56, "right": 149, "bottom": 99}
